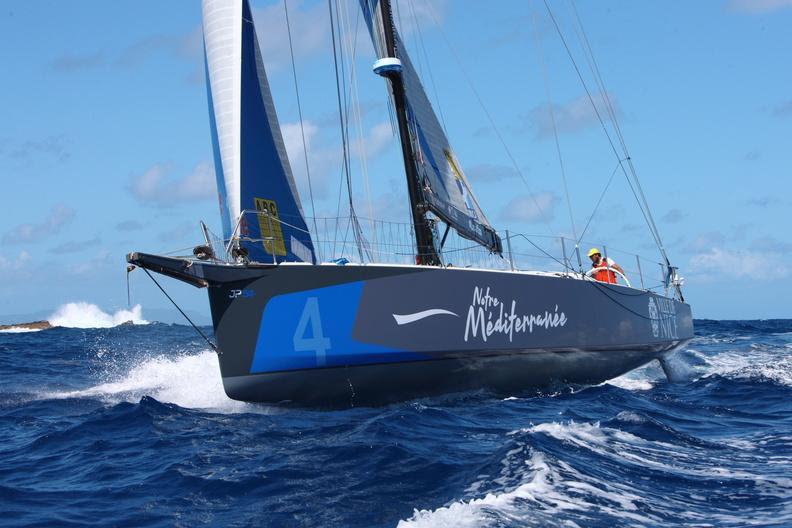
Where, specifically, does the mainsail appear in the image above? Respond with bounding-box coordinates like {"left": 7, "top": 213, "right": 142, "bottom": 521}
{"left": 358, "top": 0, "right": 502, "bottom": 253}
{"left": 202, "top": 0, "right": 316, "bottom": 264}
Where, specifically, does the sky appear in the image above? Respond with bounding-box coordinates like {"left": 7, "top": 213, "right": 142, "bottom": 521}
{"left": 1, "top": 0, "right": 790, "bottom": 322}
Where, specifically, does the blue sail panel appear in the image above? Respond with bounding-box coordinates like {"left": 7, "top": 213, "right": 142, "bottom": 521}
{"left": 238, "top": 0, "right": 315, "bottom": 264}
{"left": 202, "top": 0, "right": 316, "bottom": 264}
{"left": 358, "top": 0, "right": 500, "bottom": 252}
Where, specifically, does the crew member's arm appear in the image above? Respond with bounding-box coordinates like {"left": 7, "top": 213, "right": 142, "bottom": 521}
{"left": 609, "top": 259, "right": 626, "bottom": 275}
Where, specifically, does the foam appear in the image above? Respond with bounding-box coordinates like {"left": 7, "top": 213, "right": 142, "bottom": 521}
{"left": 42, "top": 351, "right": 263, "bottom": 414}
{"left": 605, "top": 374, "right": 653, "bottom": 391}
{"left": 400, "top": 420, "right": 792, "bottom": 527}
{"left": 399, "top": 449, "right": 655, "bottom": 527}
{"left": 47, "top": 302, "right": 149, "bottom": 329}
{"left": 0, "top": 327, "right": 42, "bottom": 333}
{"left": 690, "top": 346, "right": 792, "bottom": 387}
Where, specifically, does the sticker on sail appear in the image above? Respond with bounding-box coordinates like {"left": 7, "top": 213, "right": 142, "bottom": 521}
{"left": 253, "top": 197, "right": 286, "bottom": 256}
{"left": 444, "top": 149, "right": 476, "bottom": 214}
{"left": 290, "top": 236, "right": 312, "bottom": 263}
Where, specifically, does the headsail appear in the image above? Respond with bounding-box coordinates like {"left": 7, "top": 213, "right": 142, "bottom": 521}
{"left": 202, "top": 0, "right": 316, "bottom": 264}
{"left": 358, "top": 0, "right": 501, "bottom": 254}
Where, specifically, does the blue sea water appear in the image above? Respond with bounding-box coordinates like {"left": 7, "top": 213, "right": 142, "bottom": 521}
{"left": 1, "top": 312, "right": 790, "bottom": 527}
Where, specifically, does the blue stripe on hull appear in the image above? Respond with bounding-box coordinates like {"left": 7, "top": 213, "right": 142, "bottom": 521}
{"left": 251, "top": 281, "right": 426, "bottom": 373}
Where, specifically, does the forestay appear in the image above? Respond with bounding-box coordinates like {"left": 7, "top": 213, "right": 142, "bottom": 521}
{"left": 358, "top": 0, "right": 502, "bottom": 254}
{"left": 202, "top": 0, "right": 316, "bottom": 264}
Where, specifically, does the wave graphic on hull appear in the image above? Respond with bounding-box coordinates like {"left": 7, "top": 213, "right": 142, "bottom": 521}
{"left": 393, "top": 309, "right": 459, "bottom": 325}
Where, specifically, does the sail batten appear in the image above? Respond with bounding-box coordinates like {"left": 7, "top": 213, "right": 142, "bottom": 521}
{"left": 202, "top": 0, "right": 315, "bottom": 264}
{"left": 359, "top": 0, "right": 502, "bottom": 254}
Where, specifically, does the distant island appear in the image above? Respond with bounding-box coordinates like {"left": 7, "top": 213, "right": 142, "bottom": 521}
{"left": 0, "top": 321, "right": 52, "bottom": 331}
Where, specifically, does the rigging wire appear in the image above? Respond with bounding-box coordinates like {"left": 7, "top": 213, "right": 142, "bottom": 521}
{"left": 419, "top": 0, "right": 554, "bottom": 229}
{"left": 140, "top": 268, "right": 218, "bottom": 353}
{"left": 335, "top": 0, "right": 373, "bottom": 261}
{"left": 565, "top": 0, "right": 666, "bottom": 255}
{"left": 567, "top": 1, "right": 628, "bottom": 160}
{"left": 283, "top": 0, "right": 321, "bottom": 261}
{"left": 339, "top": 1, "right": 377, "bottom": 248}
{"left": 529, "top": 2, "right": 578, "bottom": 243}
{"left": 542, "top": 0, "right": 669, "bottom": 265}
{"left": 576, "top": 160, "right": 621, "bottom": 245}
{"left": 328, "top": 0, "right": 366, "bottom": 262}
{"left": 406, "top": 0, "right": 449, "bottom": 136}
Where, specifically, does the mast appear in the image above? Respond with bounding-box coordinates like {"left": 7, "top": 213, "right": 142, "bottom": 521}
{"left": 375, "top": 0, "right": 439, "bottom": 265}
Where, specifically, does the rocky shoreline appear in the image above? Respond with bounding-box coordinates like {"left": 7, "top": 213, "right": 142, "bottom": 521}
{"left": 0, "top": 321, "right": 52, "bottom": 331}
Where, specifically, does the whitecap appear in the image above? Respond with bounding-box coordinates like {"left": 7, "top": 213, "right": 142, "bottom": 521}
{"left": 398, "top": 449, "right": 656, "bottom": 527}
{"left": 401, "top": 420, "right": 792, "bottom": 527}
{"left": 41, "top": 351, "right": 265, "bottom": 414}
{"left": 47, "top": 302, "right": 149, "bottom": 329}
{"left": 605, "top": 375, "right": 654, "bottom": 391}
{"left": 0, "top": 326, "right": 42, "bottom": 333}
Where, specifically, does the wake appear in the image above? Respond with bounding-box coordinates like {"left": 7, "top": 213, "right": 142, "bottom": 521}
{"left": 42, "top": 351, "right": 262, "bottom": 414}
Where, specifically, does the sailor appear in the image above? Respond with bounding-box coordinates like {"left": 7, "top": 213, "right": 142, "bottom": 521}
{"left": 587, "top": 248, "right": 625, "bottom": 284}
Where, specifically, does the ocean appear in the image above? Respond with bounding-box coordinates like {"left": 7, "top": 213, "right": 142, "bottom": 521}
{"left": 1, "top": 305, "right": 790, "bottom": 527}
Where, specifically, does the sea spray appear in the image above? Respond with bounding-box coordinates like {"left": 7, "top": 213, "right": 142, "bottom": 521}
{"left": 48, "top": 302, "right": 148, "bottom": 328}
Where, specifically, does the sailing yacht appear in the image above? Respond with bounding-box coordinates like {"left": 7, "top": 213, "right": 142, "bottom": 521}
{"left": 128, "top": 0, "right": 693, "bottom": 405}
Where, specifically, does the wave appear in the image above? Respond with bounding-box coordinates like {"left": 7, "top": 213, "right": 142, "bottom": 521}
{"left": 47, "top": 302, "right": 149, "bottom": 329}
{"left": 687, "top": 345, "right": 792, "bottom": 387}
{"left": 41, "top": 351, "right": 260, "bottom": 414}
{"left": 0, "top": 326, "right": 42, "bottom": 333}
{"left": 399, "top": 449, "right": 655, "bottom": 527}
{"left": 399, "top": 420, "right": 792, "bottom": 527}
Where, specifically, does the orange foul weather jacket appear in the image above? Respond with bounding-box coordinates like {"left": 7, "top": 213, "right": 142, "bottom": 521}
{"left": 592, "top": 259, "right": 618, "bottom": 284}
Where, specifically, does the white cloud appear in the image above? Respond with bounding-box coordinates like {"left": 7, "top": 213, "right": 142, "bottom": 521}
{"left": 282, "top": 120, "right": 332, "bottom": 200}
{"left": 281, "top": 120, "right": 394, "bottom": 201}
{"left": 727, "top": 0, "right": 792, "bottom": 13}
{"left": 682, "top": 231, "right": 727, "bottom": 254}
{"left": 466, "top": 163, "right": 519, "bottom": 182}
{"left": 68, "top": 250, "right": 113, "bottom": 276}
{"left": 7, "top": 135, "right": 71, "bottom": 163}
{"left": 499, "top": 192, "right": 557, "bottom": 223}
{"left": 2, "top": 204, "right": 75, "bottom": 244}
{"left": 688, "top": 247, "right": 790, "bottom": 280}
{"left": 252, "top": 1, "right": 330, "bottom": 71}
{"left": 252, "top": 0, "right": 447, "bottom": 70}
{"left": 527, "top": 92, "right": 619, "bottom": 139}
{"left": 282, "top": 121, "right": 320, "bottom": 165}
{"left": 116, "top": 26, "right": 202, "bottom": 69}
{"left": 128, "top": 161, "right": 215, "bottom": 207}
{"left": 749, "top": 236, "right": 792, "bottom": 254}
{"left": 116, "top": 220, "right": 145, "bottom": 232}
{"left": 157, "top": 222, "right": 196, "bottom": 243}
{"left": 661, "top": 208, "right": 689, "bottom": 224}
{"left": 0, "top": 251, "right": 31, "bottom": 271}
{"left": 772, "top": 99, "right": 792, "bottom": 117}
{"left": 50, "top": 51, "right": 105, "bottom": 73}
{"left": 350, "top": 121, "right": 393, "bottom": 158}
{"left": 49, "top": 237, "right": 102, "bottom": 255}
{"left": 392, "top": 0, "right": 448, "bottom": 34}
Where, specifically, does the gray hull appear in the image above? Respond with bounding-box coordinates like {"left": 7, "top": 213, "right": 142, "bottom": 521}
{"left": 128, "top": 253, "right": 694, "bottom": 406}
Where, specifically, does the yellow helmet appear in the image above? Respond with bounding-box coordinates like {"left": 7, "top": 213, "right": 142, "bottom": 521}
{"left": 587, "top": 248, "right": 601, "bottom": 257}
